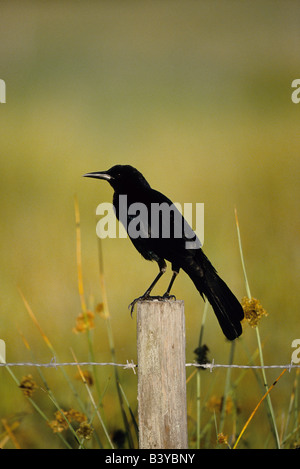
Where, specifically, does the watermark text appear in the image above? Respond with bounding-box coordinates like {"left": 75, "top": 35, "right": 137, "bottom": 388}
{"left": 291, "top": 339, "right": 300, "bottom": 364}
{"left": 0, "top": 79, "right": 6, "bottom": 103}
{"left": 0, "top": 339, "right": 6, "bottom": 363}
{"left": 96, "top": 197, "right": 204, "bottom": 249}
{"left": 291, "top": 79, "right": 300, "bottom": 103}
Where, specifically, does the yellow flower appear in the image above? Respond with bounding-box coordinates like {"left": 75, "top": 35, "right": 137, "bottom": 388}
{"left": 48, "top": 410, "right": 69, "bottom": 433}
{"left": 72, "top": 311, "right": 95, "bottom": 333}
{"left": 241, "top": 297, "right": 268, "bottom": 327}
{"left": 76, "top": 421, "right": 93, "bottom": 440}
{"left": 217, "top": 432, "right": 228, "bottom": 445}
{"left": 19, "top": 375, "right": 38, "bottom": 397}
{"left": 66, "top": 409, "right": 87, "bottom": 424}
{"left": 48, "top": 409, "right": 87, "bottom": 434}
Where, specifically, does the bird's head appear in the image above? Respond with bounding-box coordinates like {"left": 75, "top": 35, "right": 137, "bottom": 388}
{"left": 83, "top": 165, "right": 150, "bottom": 193}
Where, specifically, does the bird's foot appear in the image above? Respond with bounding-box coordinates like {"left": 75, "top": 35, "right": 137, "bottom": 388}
{"left": 162, "top": 292, "right": 176, "bottom": 301}
{"left": 129, "top": 295, "right": 149, "bottom": 316}
{"left": 129, "top": 293, "right": 176, "bottom": 316}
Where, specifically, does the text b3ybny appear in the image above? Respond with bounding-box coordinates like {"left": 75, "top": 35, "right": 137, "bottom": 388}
{"left": 105, "top": 452, "right": 196, "bottom": 465}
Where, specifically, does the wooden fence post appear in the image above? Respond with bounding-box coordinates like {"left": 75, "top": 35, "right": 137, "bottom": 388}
{"left": 137, "top": 299, "right": 188, "bottom": 449}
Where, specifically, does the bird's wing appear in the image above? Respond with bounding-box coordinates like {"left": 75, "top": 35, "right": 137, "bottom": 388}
{"left": 139, "top": 189, "right": 202, "bottom": 263}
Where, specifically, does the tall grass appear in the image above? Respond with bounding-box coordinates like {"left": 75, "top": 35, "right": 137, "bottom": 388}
{"left": 0, "top": 204, "right": 299, "bottom": 449}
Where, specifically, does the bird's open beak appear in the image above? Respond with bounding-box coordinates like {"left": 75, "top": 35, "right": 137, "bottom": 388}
{"left": 83, "top": 171, "right": 112, "bottom": 181}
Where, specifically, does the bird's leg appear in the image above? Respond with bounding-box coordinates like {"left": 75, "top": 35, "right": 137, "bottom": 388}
{"left": 129, "top": 259, "right": 166, "bottom": 315}
{"left": 162, "top": 267, "right": 180, "bottom": 300}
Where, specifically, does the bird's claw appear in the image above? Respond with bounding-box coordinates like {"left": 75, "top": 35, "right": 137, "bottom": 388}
{"left": 128, "top": 296, "right": 146, "bottom": 317}
{"left": 162, "top": 292, "right": 176, "bottom": 301}
{"left": 128, "top": 293, "right": 176, "bottom": 317}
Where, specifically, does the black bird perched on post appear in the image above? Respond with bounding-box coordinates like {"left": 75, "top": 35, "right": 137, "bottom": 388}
{"left": 84, "top": 165, "right": 244, "bottom": 340}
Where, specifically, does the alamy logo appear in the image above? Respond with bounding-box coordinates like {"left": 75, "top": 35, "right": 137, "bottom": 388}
{"left": 0, "top": 339, "right": 6, "bottom": 363}
{"left": 291, "top": 339, "right": 300, "bottom": 364}
{"left": 0, "top": 79, "right": 6, "bottom": 103}
{"left": 95, "top": 196, "right": 204, "bottom": 249}
{"left": 291, "top": 79, "right": 300, "bottom": 104}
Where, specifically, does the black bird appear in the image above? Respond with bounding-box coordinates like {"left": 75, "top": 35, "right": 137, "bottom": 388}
{"left": 84, "top": 165, "right": 244, "bottom": 340}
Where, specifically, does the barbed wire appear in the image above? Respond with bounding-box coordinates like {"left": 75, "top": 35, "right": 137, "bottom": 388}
{"left": 0, "top": 359, "right": 299, "bottom": 373}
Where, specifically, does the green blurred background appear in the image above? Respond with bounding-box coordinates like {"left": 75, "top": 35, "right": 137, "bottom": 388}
{"left": 0, "top": 0, "right": 299, "bottom": 448}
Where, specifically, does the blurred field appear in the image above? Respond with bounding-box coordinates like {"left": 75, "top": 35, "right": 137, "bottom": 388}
{"left": 0, "top": 1, "right": 299, "bottom": 448}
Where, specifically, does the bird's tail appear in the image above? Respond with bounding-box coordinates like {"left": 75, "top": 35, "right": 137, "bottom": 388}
{"left": 183, "top": 251, "right": 244, "bottom": 340}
